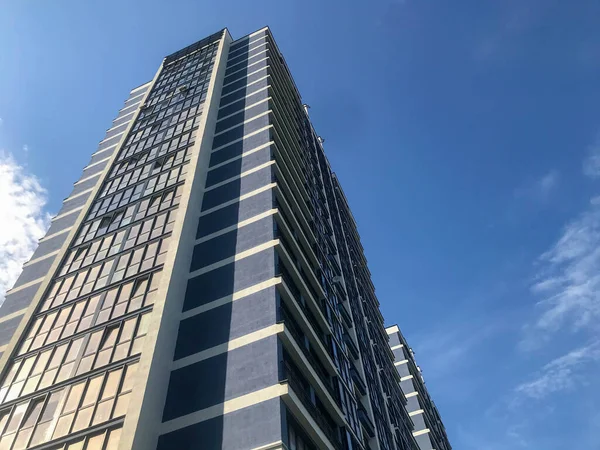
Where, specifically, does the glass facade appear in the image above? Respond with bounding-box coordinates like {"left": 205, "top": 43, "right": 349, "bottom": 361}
{"left": 0, "top": 30, "right": 222, "bottom": 450}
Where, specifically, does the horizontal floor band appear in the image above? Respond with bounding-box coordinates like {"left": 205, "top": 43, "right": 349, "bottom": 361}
{"left": 211, "top": 124, "right": 273, "bottom": 153}
{"left": 50, "top": 207, "right": 84, "bottom": 223}
{"left": 251, "top": 442, "right": 284, "bottom": 450}
{"left": 204, "top": 160, "right": 274, "bottom": 192}
{"left": 216, "top": 97, "right": 270, "bottom": 124}
{"left": 223, "top": 55, "right": 269, "bottom": 84}
{"left": 394, "top": 359, "right": 409, "bottom": 366}
{"left": 218, "top": 85, "right": 269, "bottom": 112}
{"left": 90, "top": 142, "right": 119, "bottom": 158}
{"left": 187, "top": 239, "right": 278, "bottom": 278}
{"left": 196, "top": 209, "right": 277, "bottom": 244}
{"left": 219, "top": 75, "right": 271, "bottom": 109}
{"left": 213, "top": 110, "right": 271, "bottom": 139}
{"left": 62, "top": 187, "right": 94, "bottom": 203}
{"left": 412, "top": 428, "right": 431, "bottom": 437}
{"left": 199, "top": 182, "right": 276, "bottom": 216}
{"left": 181, "top": 277, "right": 281, "bottom": 321}
{"left": 390, "top": 344, "right": 404, "bottom": 351}
{"left": 0, "top": 308, "right": 28, "bottom": 325}
{"left": 409, "top": 409, "right": 424, "bottom": 417}
{"left": 7, "top": 277, "right": 45, "bottom": 295}
{"left": 22, "top": 250, "right": 60, "bottom": 267}
{"left": 98, "top": 130, "right": 124, "bottom": 145}
{"left": 160, "top": 383, "right": 288, "bottom": 435}
{"left": 130, "top": 82, "right": 151, "bottom": 95}
{"left": 172, "top": 323, "right": 283, "bottom": 371}
{"left": 82, "top": 156, "right": 111, "bottom": 171}
{"left": 208, "top": 141, "right": 273, "bottom": 172}
{"left": 74, "top": 172, "right": 102, "bottom": 187}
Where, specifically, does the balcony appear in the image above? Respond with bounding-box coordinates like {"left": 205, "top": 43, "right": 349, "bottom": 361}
{"left": 279, "top": 264, "right": 330, "bottom": 351}
{"left": 350, "top": 366, "right": 367, "bottom": 396}
{"left": 344, "top": 332, "right": 360, "bottom": 360}
{"left": 280, "top": 306, "right": 339, "bottom": 403}
{"left": 357, "top": 406, "right": 376, "bottom": 438}
{"left": 283, "top": 361, "right": 343, "bottom": 450}
{"left": 337, "top": 302, "right": 353, "bottom": 329}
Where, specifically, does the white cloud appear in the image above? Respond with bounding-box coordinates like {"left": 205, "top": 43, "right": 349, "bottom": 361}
{"left": 515, "top": 341, "right": 600, "bottom": 400}
{"left": 0, "top": 151, "right": 51, "bottom": 305}
{"left": 521, "top": 199, "right": 600, "bottom": 349}
{"left": 514, "top": 170, "right": 560, "bottom": 203}
{"left": 22, "top": 145, "right": 29, "bottom": 153}
{"left": 583, "top": 134, "right": 600, "bottom": 179}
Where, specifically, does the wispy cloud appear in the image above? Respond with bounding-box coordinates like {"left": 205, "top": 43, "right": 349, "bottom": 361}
{"left": 474, "top": 0, "right": 542, "bottom": 62}
{"left": 514, "top": 170, "right": 560, "bottom": 203}
{"left": 522, "top": 200, "right": 600, "bottom": 348}
{"left": 583, "top": 133, "right": 600, "bottom": 179}
{"left": 515, "top": 341, "right": 600, "bottom": 400}
{"left": 0, "top": 151, "right": 51, "bottom": 305}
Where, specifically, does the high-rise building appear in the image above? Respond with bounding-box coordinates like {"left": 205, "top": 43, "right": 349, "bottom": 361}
{"left": 386, "top": 326, "right": 452, "bottom": 450}
{"left": 0, "top": 27, "right": 422, "bottom": 450}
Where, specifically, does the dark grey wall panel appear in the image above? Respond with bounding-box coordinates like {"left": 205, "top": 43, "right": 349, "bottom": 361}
{"left": 201, "top": 165, "right": 273, "bottom": 211}
{"left": 227, "top": 42, "right": 268, "bottom": 69}
{"left": 127, "top": 85, "right": 149, "bottom": 100}
{"left": 225, "top": 51, "right": 270, "bottom": 78}
{"left": 103, "top": 122, "right": 129, "bottom": 141}
{"left": 0, "top": 315, "right": 24, "bottom": 347}
{"left": 415, "top": 433, "right": 434, "bottom": 450}
{"left": 215, "top": 100, "right": 270, "bottom": 134}
{"left": 388, "top": 332, "right": 401, "bottom": 347}
{"left": 0, "top": 283, "right": 41, "bottom": 319}
{"left": 190, "top": 215, "right": 274, "bottom": 271}
{"left": 80, "top": 159, "right": 109, "bottom": 180}
{"left": 70, "top": 175, "right": 101, "bottom": 198}
{"left": 196, "top": 188, "right": 274, "bottom": 239}
{"left": 30, "top": 232, "right": 70, "bottom": 260}
{"left": 111, "top": 111, "right": 136, "bottom": 128}
{"left": 96, "top": 134, "right": 123, "bottom": 152}
{"left": 157, "top": 398, "right": 282, "bottom": 450}
{"left": 218, "top": 87, "right": 269, "bottom": 120}
{"left": 222, "top": 68, "right": 269, "bottom": 98}
{"left": 163, "top": 335, "right": 279, "bottom": 420}
{"left": 223, "top": 59, "right": 269, "bottom": 90}
{"left": 210, "top": 128, "right": 272, "bottom": 167}
{"left": 12, "top": 256, "right": 55, "bottom": 289}
{"left": 207, "top": 146, "right": 272, "bottom": 188}
{"left": 412, "top": 413, "right": 426, "bottom": 430}
{"left": 45, "top": 211, "right": 79, "bottom": 237}
{"left": 395, "top": 363, "right": 410, "bottom": 378}
{"left": 400, "top": 379, "right": 416, "bottom": 393}
{"left": 116, "top": 103, "right": 139, "bottom": 119}
{"left": 212, "top": 113, "right": 271, "bottom": 150}
{"left": 56, "top": 191, "right": 91, "bottom": 217}
{"left": 228, "top": 35, "right": 267, "bottom": 60}
{"left": 88, "top": 148, "right": 116, "bottom": 167}
{"left": 406, "top": 396, "right": 419, "bottom": 412}
{"left": 183, "top": 248, "right": 276, "bottom": 311}
{"left": 175, "top": 286, "right": 278, "bottom": 360}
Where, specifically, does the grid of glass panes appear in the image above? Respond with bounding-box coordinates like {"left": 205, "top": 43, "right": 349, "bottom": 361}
{"left": 0, "top": 362, "right": 136, "bottom": 449}
{"left": 0, "top": 38, "right": 220, "bottom": 449}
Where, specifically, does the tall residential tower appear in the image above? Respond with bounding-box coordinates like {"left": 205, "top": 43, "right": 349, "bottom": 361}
{"left": 0, "top": 27, "right": 445, "bottom": 450}
{"left": 386, "top": 326, "right": 452, "bottom": 450}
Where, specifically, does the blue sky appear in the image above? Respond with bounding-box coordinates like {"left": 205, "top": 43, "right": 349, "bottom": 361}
{"left": 1, "top": 0, "right": 600, "bottom": 448}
